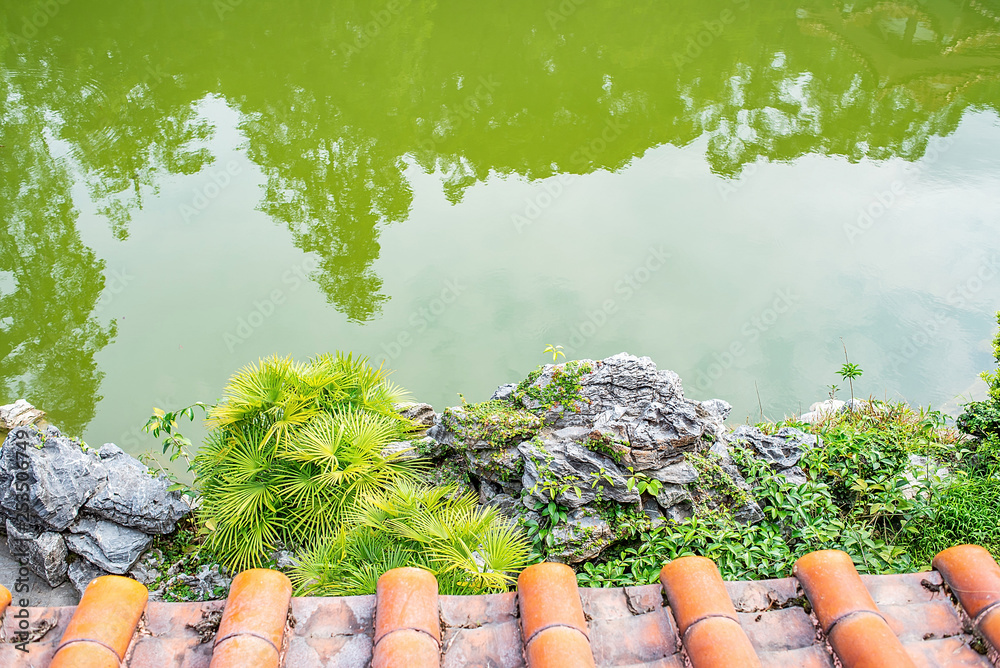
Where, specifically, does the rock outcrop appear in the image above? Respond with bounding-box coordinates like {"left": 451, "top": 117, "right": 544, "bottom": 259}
{"left": 0, "top": 425, "right": 191, "bottom": 585}
{"left": 420, "top": 353, "right": 761, "bottom": 564}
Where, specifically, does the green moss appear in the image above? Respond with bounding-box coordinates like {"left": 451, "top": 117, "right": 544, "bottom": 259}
{"left": 444, "top": 400, "right": 541, "bottom": 450}
{"left": 514, "top": 361, "right": 594, "bottom": 414}
{"left": 582, "top": 433, "right": 627, "bottom": 463}
{"left": 687, "top": 452, "right": 750, "bottom": 512}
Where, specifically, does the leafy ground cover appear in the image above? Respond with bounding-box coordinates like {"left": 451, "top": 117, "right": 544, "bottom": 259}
{"left": 578, "top": 400, "right": 1000, "bottom": 586}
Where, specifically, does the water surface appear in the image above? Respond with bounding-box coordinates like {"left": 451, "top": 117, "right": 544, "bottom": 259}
{"left": 2, "top": 0, "right": 1000, "bottom": 456}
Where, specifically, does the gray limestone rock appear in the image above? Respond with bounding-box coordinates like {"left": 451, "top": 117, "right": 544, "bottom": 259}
{"left": 700, "top": 399, "right": 732, "bottom": 423}
{"left": 65, "top": 517, "right": 152, "bottom": 575}
{"left": 83, "top": 444, "right": 190, "bottom": 535}
{"left": 655, "top": 483, "right": 692, "bottom": 509}
{"left": 465, "top": 447, "right": 523, "bottom": 494}
{"left": 728, "top": 425, "right": 819, "bottom": 469}
{"left": 381, "top": 439, "right": 423, "bottom": 461}
{"left": 490, "top": 384, "right": 518, "bottom": 401}
{"left": 395, "top": 402, "right": 437, "bottom": 428}
{"left": 648, "top": 461, "right": 699, "bottom": 485}
{"left": 519, "top": 439, "right": 638, "bottom": 508}
{"left": 0, "top": 426, "right": 108, "bottom": 531}
{"left": 6, "top": 519, "right": 68, "bottom": 587}
{"left": 547, "top": 508, "right": 616, "bottom": 563}
{"left": 67, "top": 558, "right": 109, "bottom": 597}
{"left": 430, "top": 405, "right": 541, "bottom": 452}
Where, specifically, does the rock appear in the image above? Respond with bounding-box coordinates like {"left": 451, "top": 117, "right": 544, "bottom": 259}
{"left": 465, "top": 447, "right": 523, "bottom": 493}
{"left": 67, "top": 558, "right": 109, "bottom": 597}
{"left": 590, "top": 401, "right": 708, "bottom": 471}
{"left": 6, "top": 520, "right": 68, "bottom": 587}
{"left": 274, "top": 549, "right": 296, "bottom": 569}
{"left": 519, "top": 439, "right": 638, "bottom": 508}
{"left": 841, "top": 398, "right": 868, "bottom": 413}
{"left": 547, "top": 508, "right": 616, "bottom": 563}
{"left": 129, "top": 550, "right": 162, "bottom": 586}
{"left": 513, "top": 354, "right": 726, "bottom": 472}
{"left": 0, "top": 400, "right": 45, "bottom": 429}
{"left": 431, "top": 404, "right": 541, "bottom": 452}
{"left": 483, "top": 492, "right": 519, "bottom": 518}
{"left": 649, "top": 461, "right": 699, "bottom": 485}
{"left": 810, "top": 399, "right": 846, "bottom": 413}
{"left": 729, "top": 425, "right": 818, "bottom": 469}
{"left": 381, "top": 440, "right": 422, "bottom": 461}
{"left": 552, "top": 426, "right": 591, "bottom": 441}
{"left": 901, "top": 455, "right": 950, "bottom": 500}
{"left": 700, "top": 399, "right": 732, "bottom": 423}
{"left": 490, "top": 384, "right": 518, "bottom": 401}
{"left": 65, "top": 517, "right": 152, "bottom": 574}
{"left": 799, "top": 399, "right": 845, "bottom": 424}
{"left": 0, "top": 426, "right": 108, "bottom": 530}
{"left": 642, "top": 497, "right": 664, "bottom": 521}
{"left": 662, "top": 503, "right": 694, "bottom": 523}
{"left": 395, "top": 402, "right": 437, "bottom": 429}
{"left": 778, "top": 466, "right": 809, "bottom": 486}
{"left": 83, "top": 444, "right": 189, "bottom": 535}
{"left": 655, "top": 483, "right": 691, "bottom": 509}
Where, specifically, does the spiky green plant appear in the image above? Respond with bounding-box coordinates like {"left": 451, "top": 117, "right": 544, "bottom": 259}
{"left": 289, "top": 482, "right": 531, "bottom": 596}
{"left": 195, "top": 353, "right": 421, "bottom": 571}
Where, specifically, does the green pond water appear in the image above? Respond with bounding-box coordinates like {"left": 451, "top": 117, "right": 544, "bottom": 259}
{"left": 2, "top": 0, "right": 1000, "bottom": 459}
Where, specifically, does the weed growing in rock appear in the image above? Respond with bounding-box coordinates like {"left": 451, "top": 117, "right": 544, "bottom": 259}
{"left": 514, "top": 360, "right": 594, "bottom": 413}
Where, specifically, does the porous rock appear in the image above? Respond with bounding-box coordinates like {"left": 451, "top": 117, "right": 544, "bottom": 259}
{"left": 728, "top": 425, "right": 819, "bottom": 469}
{"left": 519, "top": 439, "right": 638, "bottom": 508}
{"left": 547, "top": 508, "right": 616, "bottom": 564}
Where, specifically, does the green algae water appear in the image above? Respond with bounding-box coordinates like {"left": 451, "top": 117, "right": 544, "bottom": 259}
{"left": 2, "top": 0, "right": 1000, "bottom": 455}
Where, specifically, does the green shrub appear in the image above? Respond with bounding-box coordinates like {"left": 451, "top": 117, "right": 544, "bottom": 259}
{"left": 192, "top": 353, "right": 530, "bottom": 594}
{"left": 289, "top": 482, "right": 529, "bottom": 595}
{"left": 195, "top": 353, "right": 422, "bottom": 570}
{"left": 959, "top": 312, "right": 1000, "bottom": 438}
{"left": 577, "top": 401, "right": 1000, "bottom": 587}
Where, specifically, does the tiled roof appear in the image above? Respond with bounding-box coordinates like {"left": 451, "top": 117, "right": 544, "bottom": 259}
{"left": 1, "top": 545, "right": 998, "bottom": 667}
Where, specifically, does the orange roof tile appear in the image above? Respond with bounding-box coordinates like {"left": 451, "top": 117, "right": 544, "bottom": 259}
{"left": 1, "top": 545, "right": 999, "bottom": 667}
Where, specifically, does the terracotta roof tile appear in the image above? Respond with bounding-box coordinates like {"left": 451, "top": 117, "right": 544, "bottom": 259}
{"left": 934, "top": 544, "right": 1000, "bottom": 654}
{"left": 373, "top": 567, "right": 440, "bottom": 668}
{"left": 51, "top": 575, "right": 147, "bottom": 668}
{"left": 3, "top": 546, "right": 1000, "bottom": 666}
{"left": 518, "top": 562, "right": 595, "bottom": 668}
{"left": 210, "top": 568, "right": 291, "bottom": 668}
{"left": 660, "top": 556, "right": 762, "bottom": 667}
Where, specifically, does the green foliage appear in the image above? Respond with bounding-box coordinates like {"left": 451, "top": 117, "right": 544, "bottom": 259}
{"left": 580, "top": 400, "right": 999, "bottom": 587}
{"left": 514, "top": 360, "right": 594, "bottom": 413}
{"left": 289, "top": 482, "right": 530, "bottom": 596}
{"left": 582, "top": 433, "right": 627, "bottom": 463}
{"left": 958, "top": 312, "right": 1000, "bottom": 438}
{"left": 543, "top": 344, "right": 566, "bottom": 362}
{"left": 145, "top": 522, "right": 230, "bottom": 602}
{"left": 957, "top": 401, "right": 1000, "bottom": 439}
{"left": 983, "top": 312, "right": 1000, "bottom": 404}
{"left": 444, "top": 400, "right": 541, "bottom": 450}
{"left": 686, "top": 451, "right": 750, "bottom": 510}
{"left": 625, "top": 470, "right": 663, "bottom": 497}
{"left": 194, "top": 353, "right": 421, "bottom": 571}
{"left": 838, "top": 340, "right": 863, "bottom": 402}
{"left": 141, "top": 402, "right": 208, "bottom": 493}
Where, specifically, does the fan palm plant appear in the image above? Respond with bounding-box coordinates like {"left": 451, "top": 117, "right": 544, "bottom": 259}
{"left": 195, "top": 353, "right": 421, "bottom": 570}
{"left": 289, "top": 482, "right": 531, "bottom": 596}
